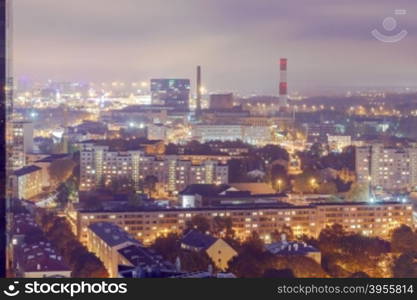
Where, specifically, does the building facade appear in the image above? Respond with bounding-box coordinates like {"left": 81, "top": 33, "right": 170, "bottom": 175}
{"left": 192, "top": 124, "right": 271, "bottom": 146}
{"left": 12, "top": 165, "right": 43, "bottom": 200}
{"left": 150, "top": 79, "right": 190, "bottom": 110}
{"left": 75, "top": 202, "right": 413, "bottom": 246}
{"left": 356, "top": 144, "right": 417, "bottom": 191}
{"left": 9, "top": 121, "right": 33, "bottom": 170}
{"left": 79, "top": 143, "right": 228, "bottom": 194}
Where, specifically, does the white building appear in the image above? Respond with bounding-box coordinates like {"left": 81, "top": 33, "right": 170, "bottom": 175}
{"left": 192, "top": 124, "right": 271, "bottom": 146}
{"left": 356, "top": 144, "right": 417, "bottom": 191}
{"left": 79, "top": 143, "right": 228, "bottom": 194}
{"left": 327, "top": 135, "right": 351, "bottom": 152}
{"left": 9, "top": 121, "right": 33, "bottom": 170}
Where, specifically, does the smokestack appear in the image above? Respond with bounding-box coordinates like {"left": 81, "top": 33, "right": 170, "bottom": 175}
{"left": 279, "top": 58, "right": 288, "bottom": 107}
{"left": 196, "top": 65, "right": 202, "bottom": 115}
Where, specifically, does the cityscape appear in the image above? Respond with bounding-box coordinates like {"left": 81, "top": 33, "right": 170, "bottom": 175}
{"left": 5, "top": 0, "right": 417, "bottom": 279}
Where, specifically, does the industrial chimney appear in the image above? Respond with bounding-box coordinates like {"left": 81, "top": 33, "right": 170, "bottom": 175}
{"left": 196, "top": 65, "right": 202, "bottom": 116}
{"left": 279, "top": 58, "right": 288, "bottom": 107}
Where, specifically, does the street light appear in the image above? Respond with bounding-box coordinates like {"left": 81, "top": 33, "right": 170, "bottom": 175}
{"left": 310, "top": 178, "right": 317, "bottom": 192}
{"left": 277, "top": 179, "right": 283, "bottom": 193}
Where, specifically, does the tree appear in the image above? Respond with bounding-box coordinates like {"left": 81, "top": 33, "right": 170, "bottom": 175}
{"left": 49, "top": 159, "right": 76, "bottom": 185}
{"left": 56, "top": 183, "right": 70, "bottom": 206}
{"left": 390, "top": 225, "right": 417, "bottom": 254}
{"left": 275, "top": 256, "right": 328, "bottom": 278}
{"left": 144, "top": 175, "right": 158, "bottom": 197}
{"left": 152, "top": 233, "right": 181, "bottom": 262}
{"left": 262, "top": 268, "right": 295, "bottom": 278}
{"left": 317, "top": 181, "right": 338, "bottom": 194}
{"left": 345, "top": 182, "right": 369, "bottom": 202}
{"left": 269, "top": 164, "right": 289, "bottom": 192}
{"left": 350, "top": 271, "right": 370, "bottom": 278}
{"left": 185, "top": 215, "right": 211, "bottom": 233}
{"left": 271, "top": 225, "right": 294, "bottom": 242}
{"left": 34, "top": 209, "right": 108, "bottom": 278}
{"left": 127, "top": 192, "right": 144, "bottom": 208}
{"left": 151, "top": 232, "right": 213, "bottom": 272}
{"left": 392, "top": 252, "right": 417, "bottom": 278}
{"left": 292, "top": 169, "right": 320, "bottom": 194}
{"left": 228, "top": 232, "right": 274, "bottom": 278}
{"left": 211, "top": 216, "right": 234, "bottom": 238}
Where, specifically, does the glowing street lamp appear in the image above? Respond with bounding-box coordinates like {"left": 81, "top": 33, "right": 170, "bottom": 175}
{"left": 277, "top": 179, "right": 283, "bottom": 193}
{"left": 310, "top": 178, "right": 317, "bottom": 192}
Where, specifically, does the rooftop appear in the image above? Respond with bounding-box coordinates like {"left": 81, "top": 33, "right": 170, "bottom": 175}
{"left": 15, "top": 240, "right": 70, "bottom": 274}
{"left": 266, "top": 241, "right": 320, "bottom": 256}
{"left": 181, "top": 230, "right": 217, "bottom": 250}
{"left": 89, "top": 222, "right": 140, "bottom": 247}
{"left": 13, "top": 165, "right": 42, "bottom": 177}
{"left": 118, "top": 244, "right": 173, "bottom": 270}
{"left": 35, "top": 153, "right": 70, "bottom": 163}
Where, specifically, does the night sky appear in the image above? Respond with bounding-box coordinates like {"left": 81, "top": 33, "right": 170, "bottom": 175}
{"left": 13, "top": 0, "right": 417, "bottom": 95}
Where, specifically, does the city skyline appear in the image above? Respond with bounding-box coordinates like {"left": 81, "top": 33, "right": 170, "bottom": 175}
{"left": 13, "top": 0, "right": 417, "bottom": 95}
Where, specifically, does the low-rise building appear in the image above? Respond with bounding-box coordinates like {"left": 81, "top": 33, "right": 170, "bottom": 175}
{"left": 180, "top": 230, "right": 237, "bottom": 271}
{"left": 75, "top": 201, "right": 413, "bottom": 247}
{"left": 12, "top": 165, "right": 43, "bottom": 200}
{"left": 86, "top": 222, "right": 141, "bottom": 277}
{"left": 265, "top": 239, "right": 321, "bottom": 264}
{"left": 14, "top": 240, "right": 71, "bottom": 278}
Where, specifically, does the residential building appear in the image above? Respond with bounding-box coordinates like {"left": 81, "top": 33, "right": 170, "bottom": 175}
{"left": 356, "top": 144, "right": 417, "bottom": 191}
{"left": 180, "top": 230, "right": 237, "bottom": 271}
{"left": 14, "top": 240, "right": 71, "bottom": 278}
{"left": 11, "top": 165, "right": 43, "bottom": 200}
{"left": 265, "top": 239, "right": 321, "bottom": 264}
{"left": 9, "top": 121, "right": 33, "bottom": 170}
{"left": 192, "top": 124, "right": 271, "bottom": 146}
{"left": 79, "top": 142, "right": 228, "bottom": 194}
{"left": 86, "top": 222, "right": 141, "bottom": 277}
{"left": 75, "top": 201, "right": 413, "bottom": 247}
{"left": 327, "top": 135, "right": 352, "bottom": 152}
{"left": 150, "top": 79, "right": 190, "bottom": 110}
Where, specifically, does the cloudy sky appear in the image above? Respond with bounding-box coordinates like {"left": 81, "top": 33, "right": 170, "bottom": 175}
{"left": 13, "top": 0, "right": 417, "bottom": 95}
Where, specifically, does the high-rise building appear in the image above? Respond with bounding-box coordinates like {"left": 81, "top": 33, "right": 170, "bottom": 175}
{"left": 356, "top": 144, "right": 417, "bottom": 191}
{"left": 9, "top": 121, "right": 33, "bottom": 170}
{"left": 150, "top": 79, "right": 190, "bottom": 110}
{"left": 79, "top": 142, "right": 228, "bottom": 195}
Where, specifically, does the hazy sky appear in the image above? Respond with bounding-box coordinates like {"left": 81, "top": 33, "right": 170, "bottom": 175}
{"left": 13, "top": 0, "right": 417, "bottom": 95}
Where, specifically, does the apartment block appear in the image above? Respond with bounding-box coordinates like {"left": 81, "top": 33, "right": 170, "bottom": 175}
{"left": 79, "top": 142, "right": 228, "bottom": 194}
{"left": 75, "top": 202, "right": 413, "bottom": 246}
{"left": 356, "top": 144, "right": 417, "bottom": 191}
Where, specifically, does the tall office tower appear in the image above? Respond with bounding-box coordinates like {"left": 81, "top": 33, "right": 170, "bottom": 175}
{"left": 196, "top": 66, "right": 202, "bottom": 116}
{"left": 279, "top": 58, "right": 288, "bottom": 108}
{"left": 150, "top": 79, "right": 191, "bottom": 111}
{"left": 10, "top": 121, "right": 34, "bottom": 170}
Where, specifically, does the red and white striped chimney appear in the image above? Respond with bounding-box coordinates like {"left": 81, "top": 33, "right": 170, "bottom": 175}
{"left": 279, "top": 58, "right": 288, "bottom": 107}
